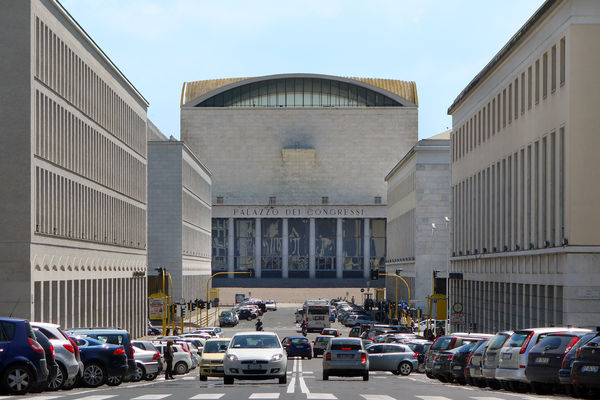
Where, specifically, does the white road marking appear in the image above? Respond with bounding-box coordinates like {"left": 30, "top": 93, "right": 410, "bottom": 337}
{"left": 74, "top": 396, "right": 117, "bottom": 400}
{"left": 286, "top": 374, "right": 296, "bottom": 393}
{"left": 23, "top": 397, "right": 62, "bottom": 400}
{"left": 415, "top": 397, "right": 452, "bottom": 400}
{"left": 298, "top": 358, "right": 310, "bottom": 394}
{"left": 248, "top": 394, "right": 280, "bottom": 399}
{"left": 189, "top": 395, "right": 225, "bottom": 400}
{"left": 131, "top": 396, "right": 171, "bottom": 400}
{"left": 407, "top": 377, "right": 419, "bottom": 381}
{"left": 374, "top": 376, "right": 388, "bottom": 379}
{"left": 361, "top": 396, "right": 396, "bottom": 400}
{"left": 470, "top": 397, "right": 507, "bottom": 400}
{"left": 307, "top": 394, "right": 337, "bottom": 399}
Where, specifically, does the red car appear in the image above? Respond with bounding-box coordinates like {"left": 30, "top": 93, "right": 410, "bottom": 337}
{"left": 321, "top": 329, "right": 341, "bottom": 337}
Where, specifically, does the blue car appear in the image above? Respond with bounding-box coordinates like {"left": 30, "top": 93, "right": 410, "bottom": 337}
{"left": 0, "top": 318, "right": 48, "bottom": 395}
{"left": 282, "top": 336, "right": 313, "bottom": 359}
{"left": 70, "top": 336, "right": 129, "bottom": 387}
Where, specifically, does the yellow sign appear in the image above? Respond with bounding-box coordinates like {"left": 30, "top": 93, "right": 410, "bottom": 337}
{"left": 375, "top": 288, "right": 385, "bottom": 302}
{"left": 208, "top": 288, "right": 219, "bottom": 301}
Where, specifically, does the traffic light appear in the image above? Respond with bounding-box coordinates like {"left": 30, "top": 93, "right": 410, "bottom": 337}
{"left": 370, "top": 268, "right": 379, "bottom": 280}
{"left": 198, "top": 300, "right": 205, "bottom": 309}
{"left": 170, "top": 303, "right": 176, "bottom": 315}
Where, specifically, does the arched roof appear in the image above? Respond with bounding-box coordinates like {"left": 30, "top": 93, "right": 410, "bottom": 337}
{"left": 181, "top": 73, "right": 418, "bottom": 107}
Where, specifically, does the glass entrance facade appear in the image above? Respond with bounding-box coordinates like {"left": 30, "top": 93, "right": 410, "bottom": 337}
{"left": 288, "top": 218, "right": 309, "bottom": 278}
{"left": 262, "top": 219, "right": 282, "bottom": 278}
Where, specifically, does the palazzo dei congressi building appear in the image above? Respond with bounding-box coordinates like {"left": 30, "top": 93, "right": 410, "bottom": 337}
{"left": 181, "top": 74, "right": 418, "bottom": 286}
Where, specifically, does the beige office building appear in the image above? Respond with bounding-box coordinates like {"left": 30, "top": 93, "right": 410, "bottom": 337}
{"left": 448, "top": 0, "right": 600, "bottom": 331}
{"left": 0, "top": 0, "right": 148, "bottom": 337}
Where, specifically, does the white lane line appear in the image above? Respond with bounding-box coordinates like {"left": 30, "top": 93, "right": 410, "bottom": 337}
{"left": 248, "top": 394, "right": 280, "bottom": 399}
{"left": 298, "top": 358, "right": 310, "bottom": 394}
{"left": 406, "top": 377, "right": 419, "bottom": 382}
{"left": 189, "top": 395, "right": 225, "bottom": 400}
{"left": 286, "top": 374, "right": 296, "bottom": 393}
{"left": 131, "top": 396, "right": 171, "bottom": 400}
{"left": 361, "top": 396, "right": 396, "bottom": 400}
{"left": 374, "top": 376, "right": 388, "bottom": 379}
{"left": 307, "top": 394, "right": 337, "bottom": 399}
{"left": 23, "top": 397, "right": 62, "bottom": 400}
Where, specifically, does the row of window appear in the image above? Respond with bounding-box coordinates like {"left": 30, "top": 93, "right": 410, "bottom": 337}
{"left": 387, "top": 171, "right": 415, "bottom": 205}
{"left": 387, "top": 209, "right": 415, "bottom": 260}
{"left": 182, "top": 224, "right": 211, "bottom": 258}
{"left": 452, "top": 37, "right": 566, "bottom": 161}
{"left": 452, "top": 128, "right": 565, "bottom": 255}
{"left": 35, "top": 167, "right": 146, "bottom": 249}
{"left": 35, "top": 17, "right": 146, "bottom": 156}
{"left": 182, "top": 162, "right": 211, "bottom": 202}
{"left": 451, "top": 279, "right": 562, "bottom": 332}
{"left": 197, "top": 78, "right": 402, "bottom": 108}
{"left": 35, "top": 91, "right": 146, "bottom": 202}
{"left": 182, "top": 191, "right": 211, "bottom": 230}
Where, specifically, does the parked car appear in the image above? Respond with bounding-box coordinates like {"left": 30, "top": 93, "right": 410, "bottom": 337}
{"left": 405, "top": 340, "right": 432, "bottom": 373}
{"left": 481, "top": 331, "right": 513, "bottom": 389}
{"left": 465, "top": 339, "right": 489, "bottom": 387}
{"left": 31, "top": 328, "right": 58, "bottom": 392}
{"left": 0, "top": 318, "right": 48, "bottom": 395}
{"left": 570, "top": 333, "right": 600, "bottom": 397}
{"left": 154, "top": 343, "right": 193, "bottom": 375}
{"left": 282, "top": 336, "right": 312, "bottom": 359}
{"left": 525, "top": 331, "right": 592, "bottom": 394}
{"left": 265, "top": 300, "right": 277, "bottom": 311}
{"left": 199, "top": 338, "right": 230, "bottom": 381}
{"left": 495, "top": 327, "right": 590, "bottom": 392}
{"left": 131, "top": 345, "right": 161, "bottom": 382}
{"left": 323, "top": 337, "right": 369, "bottom": 381}
{"left": 131, "top": 341, "right": 163, "bottom": 379}
{"left": 223, "top": 332, "right": 287, "bottom": 384}
{"left": 68, "top": 328, "right": 136, "bottom": 383}
{"left": 31, "top": 322, "right": 82, "bottom": 390}
{"left": 71, "top": 335, "right": 128, "bottom": 387}
{"left": 558, "top": 331, "right": 598, "bottom": 393}
{"left": 449, "top": 340, "right": 488, "bottom": 384}
{"left": 321, "top": 328, "right": 341, "bottom": 337}
{"left": 432, "top": 341, "right": 481, "bottom": 383}
{"left": 366, "top": 343, "right": 417, "bottom": 375}
{"left": 425, "top": 333, "right": 493, "bottom": 378}
{"left": 220, "top": 311, "right": 239, "bottom": 327}
{"left": 177, "top": 338, "right": 205, "bottom": 355}
{"left": 237, "top": 308, "right": 254, "bottom": 321}
{"left": 313, "top": 336, "right": 332, "bottom": 358}
{"left": 345, "top": 315, "right": 378, "bottom": 327}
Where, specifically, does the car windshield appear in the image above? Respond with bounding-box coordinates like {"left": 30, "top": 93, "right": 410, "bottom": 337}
{"left": 204, "top": 340, "right": 229, "bottom": 353}
{"left": 221, "top": 312, "right": 232, "bottom": 317}
{"left": 316, "top": 337, "right": 331, "bottom": 344}
{"left": 488, "top": 333, "right": 510, "bottom": 350}
{"left": 431, "top": 337, "right": 454, "bottom": 350}
{"left": 290, "top": 338, "right": 309, "bottom": 345}
{"left": 506, "top": 331, "right": 531, "bottom": 347}
{"left": 231, "top": 335, "right": 280, "bottom": 348}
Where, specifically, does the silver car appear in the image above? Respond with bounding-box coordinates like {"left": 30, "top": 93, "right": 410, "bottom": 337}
{"left": 31, "top": 322, "right": 83, "bottom": 390}
{"left": 366, "top": 343, "right": 418, "bottom": 375}
{"left": 131, "top": 340, "right": 164, "bottom": 377}
{"left": 131, "top": 345, "right": 160, "bottom": 381}
{"left": 322, "top": 337, "right": 369, "bottom": 381}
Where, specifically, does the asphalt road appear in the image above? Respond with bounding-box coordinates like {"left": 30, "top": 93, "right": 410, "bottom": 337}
{"left": 14, "top": 306, "right": 572, "bottom": 400}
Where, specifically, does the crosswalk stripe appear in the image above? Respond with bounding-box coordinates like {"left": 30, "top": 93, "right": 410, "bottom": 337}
{"left": 189, "top": 395, "right": 225, "bottom": 400}
{"left": 470, "top": 397, "right": 506, "bottom": 400}
{"left": 74, "top": 396, "right": 117, "bottom": 400}
{"left": 415, "top": 397, "right": 451, "bottom": 400}
{"left": 307, "top": 394, "right": 337, "bottom": 399}
{"left": 248, "top": 394, "right": 280, "bottom": 399}
{"left": 24, "top": 397, "right": 62, "bottom": 400}
{"left": 132, "top": 396, "right": 171, "bottom": 400}
{"left": 361, "top": 396, "right": 396, "bottom": 400}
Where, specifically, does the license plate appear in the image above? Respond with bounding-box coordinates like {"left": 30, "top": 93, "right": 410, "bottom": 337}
{"left": 214, "top": 366, "right": 223, "bottom": 372}
{"left": 453, "top": 366, "right": 463, "bottom": 370}
{"left": 488, "top": 355, "right": 495, "bottom": 361}
{"left": 502, "top": 353, "right": 512, "bottom": 360}
{"left": 535, "top": 357, "right": 550, "bottom": 364}
{"left": 434, "top": 365, "right": 442, "bottom": 369}
{"left": 248, "top": 364, "right": 263, "bottom": 369}
{"left": 581, "top": 365, "right": 600, "bottom": 373}
{"left": 337, "top": 354, "right": 353, "bottom": 359}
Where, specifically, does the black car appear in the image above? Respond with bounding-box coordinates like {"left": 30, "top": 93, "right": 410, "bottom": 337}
{"left": 452, "top": 340, "right": 487, "bottom": 384}
{"left": 558, "top": 332, "right": 598, "bottom": 391}
{"left": 71, "top": 336, "right": 128, "bottom": 387}
{"left": 570, "top": 334, "right": 600, "bottom": 396}
{"left": 32, "top": 328, "right": 58, "bottom": 391}
{"left": 405, "top": 341, "right": 432, "bottom": 373}
{"left": 525, "top": 331, "right": 591, "bottom": 394}
{"left": 425, "top": 334, "right": 489, "bottom": 377}
{"left": 236, "top": 308, "right": 254, "bottom": 321}
{"left": 432, "top": 341, "right": 479, "bottom": 383}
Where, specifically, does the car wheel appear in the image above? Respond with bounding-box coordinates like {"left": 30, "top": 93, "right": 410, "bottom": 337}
{"left": 247, "top": 316, "right": 252, "bottom": 321}
{"left": 144, "top": 372, "right": 157, "bottom": 381}
{"left": 531, "top": 382, "right": 546, "bottom": 395}
{"left": 426, "top": 371, "right": 434, "bottom": 379}
{"left": 175, "top": 361, "right": 188, "bottom": 375}
{"left": 313, "top": 351, "right": 318, "bottom": 358}
{"left": 106, "top": 375, "right": 122, "bottom": 386}
{"left": 132, "top": 364, "right": 145, "bottom": 382}
{"left": 438, "top": 375, "right": 447, "bottom": 383}
{"left": 308, "top": 355, "right": 312, "bottom": 360}
{"left": 3, "top": 364, "right": 34, "bottom": 395}
{"left": 363, "top": 372, "right": 369, "bottom": 381}
{"left": 224, "top": 375, "right": 234, "bottom": 385}
{"left": 322, "top": 372, "right": 329, "bottom": 380}
{"left": 47, "top": 362, "right": 66, "bottom": 390}
{"left": 396, "top": 362, "right": 412, "bottom": 376}
{"left": 83, "top": 363, "right": 106, "bottom": 388}
{"left": 62, "top": 374, "right": 79, "bottom": 390}
{"left": 199, "top": 374, "right": 207, "bottom": 381}
{"left": 279, "top": 375, "right": 287, "bottom": 384}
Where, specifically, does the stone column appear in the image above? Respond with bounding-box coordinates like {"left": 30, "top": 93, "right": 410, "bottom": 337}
{"left": 363, "top": 218, "right": 370, "bottom": 279}
{"left": 255, "top": 218, "right": 261, "bottom": 279}
{"left": 309, "top": 218, "right": 316, "bottom": 279}
{"left": 228, "top": 218, "right": 235, "bottom": 278}
{"left": 336, "top": 218, "right": 343, "bottom": 279}
{"left": 282, "top": 218, "right": 289, "bottom": 279}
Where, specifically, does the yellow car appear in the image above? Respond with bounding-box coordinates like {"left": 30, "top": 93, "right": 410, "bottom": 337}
{"left": 199, "top": 338, "right": 231, "bottom": 381}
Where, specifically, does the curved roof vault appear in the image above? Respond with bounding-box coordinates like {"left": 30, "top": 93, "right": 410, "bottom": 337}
{"left": 181, "top": 73, "right": 418, "bottom": 107}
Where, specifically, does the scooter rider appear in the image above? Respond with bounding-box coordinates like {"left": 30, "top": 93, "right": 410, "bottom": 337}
{"left": 301, "top": 319, "right": 308, "bottom": 336}
{"left": 255, "top": 318, "right": 264, "bottom": 331}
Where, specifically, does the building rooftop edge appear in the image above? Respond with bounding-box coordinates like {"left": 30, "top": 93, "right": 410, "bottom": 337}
{"left": 447, "top": 0, "right": 559, "bottom": 115}
{"left": 385, "top": 139, "right": 450, "bottom": 182}
{"left": 148, "top": 140, "right": 212, "bottom": 177}
{"left": 53, "top": 0, "right": 149, "bottom": 107}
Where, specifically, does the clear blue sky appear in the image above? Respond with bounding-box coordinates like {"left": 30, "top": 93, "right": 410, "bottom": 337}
{"left": 61, "top": 0, "right": 546, "bottom": 140}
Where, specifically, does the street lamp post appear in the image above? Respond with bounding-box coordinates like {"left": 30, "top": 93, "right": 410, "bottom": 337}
{"left": 380, "top": 272, "right": 410, "bottom": 322}
{"left": 155, "top": 267, "right": 175, "bottom": 336}
{"left": 205, "top": 271, "right": 253, "bottom": 327}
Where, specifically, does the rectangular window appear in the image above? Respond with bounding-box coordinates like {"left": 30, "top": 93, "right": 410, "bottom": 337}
{"left": 550, "top": 131, "right": 556, "bottom": 245}
{"left": 527, "top": 145, "right": 532, "bottom": 248}
{"left": 289, "top": 218, "right": 309, "bottom": 271}
{"left": 508, "top": 84, "right": 512, "bottom": 124}
{"left": 559, "top": 127, "right": 565, "bottom": 241}
{"left": 342, "top": 219, "right": 363, "bottom": 271}
{"left": 474, "top": 114, "right": 478, "bottom": 146}
{"left": 482, "top": 108, "right": 486, "bottom": 142}
{"left": 560, "top": 37, "right": 566, "bottom": 85}
{"left": 321, "top": 196, "right": 329, "bottom": 205}
{"left": 269, "top": 196, "right": 276, "bottom": 205}
{"left": 514, "top": 78, "right": 519, "bottom": 120}
{"left": 551, "top": 45, "right": 557, "bottom": 92}
{"left": 502, "top": 89, "right": 507, "bottom": 128}
{"left": 507, "top": 155, "right": 512, "bottom": 248}
{"left": 487, "top": 103, "right": 491, "bottom": 139}
{"left": 234, "top": 219, "right": 255, "bottom": 271}
{"left": 543, "top": 53, "right": 548, "bottom": 98}
{"left": 542, "top": 137, "right": 547, "bottom": 245}
{"left": 492, "top": 98, "right": 496, "bottom": 135}
{"left": 528, "top": 66, "right": 533, "bottom": 109}
{"left": 521, "top": 72, "right": 525, "bottom": 114}
{"left": 262, "top": 219, "right": 282, "bottom": 271}
{"left": 497, "top": 94, "right": 501, "bottom": 132}
{"left": 535, "top": 59, "right": 540, "bottom": 104}
{"left": 316, "top": 219, "right": 336, "bottom": 271}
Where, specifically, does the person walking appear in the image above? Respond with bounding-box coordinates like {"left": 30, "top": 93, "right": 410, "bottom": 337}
{"left": 164, "top": 340, "right": 175, "bottom": 380}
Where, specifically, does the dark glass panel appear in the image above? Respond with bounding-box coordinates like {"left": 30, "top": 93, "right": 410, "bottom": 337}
{"left": 289, "top": 218, "right": 309, "bottom": 271}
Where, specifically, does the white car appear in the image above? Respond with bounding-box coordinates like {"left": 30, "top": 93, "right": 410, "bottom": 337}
{"left": 154, "top": 343, "right": 194, "bottom": 375}
{"left": 223, "top": 332, "right": 287, "bottom": 384}
{"left": 265, "top": 300, "right": 277, "bottom": 311}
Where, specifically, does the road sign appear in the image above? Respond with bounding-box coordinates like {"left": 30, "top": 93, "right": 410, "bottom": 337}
{"left": 400, "top": 301, "right": 409, "bottom": 310}
{"left": 360, "top": 288, "right": 365, "bottom": 293}
{"left": 451, "top": 312, "right": 465, "bottom": 324}
{"left": 148, "top": 297, "right": 164, "bottom": 318}
{"left": 452, "top": 302, "right": 464, "bottom": 313}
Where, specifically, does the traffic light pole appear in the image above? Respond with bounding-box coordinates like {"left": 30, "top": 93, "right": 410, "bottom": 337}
{"left": 205, "top": 271, "right": 252, "bottom": 327}
{"left": 380, "top": 273, "right": 411, "bottom": 321}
